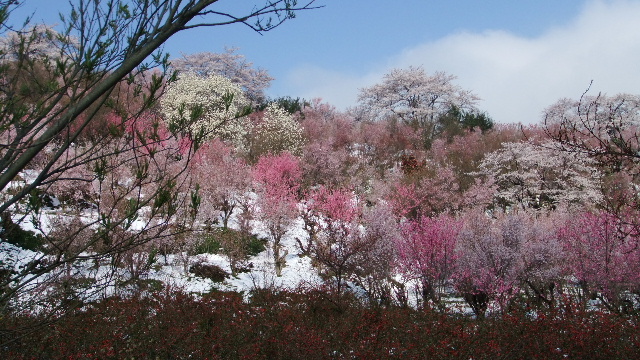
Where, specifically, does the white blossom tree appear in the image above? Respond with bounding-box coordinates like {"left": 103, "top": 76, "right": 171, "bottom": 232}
{"left": 478, "top": 141, "right": 603, "bottom": 210}
{"left": 249, "top": 103, "right": 304, "bottom": 160}
{"left": 544, "top": 93, "right": 640, "bottom": 165}
{"left": 356, "top": 66, "right": 479, "bottom": 146}
{"left": 160, "top": 72, "right": 251, "bottom": 147}
{"left": 544, "top": 93, "right": 640, "bottom": 213}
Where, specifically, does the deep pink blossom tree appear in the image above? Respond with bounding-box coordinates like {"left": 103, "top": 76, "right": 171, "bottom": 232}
{"left": 395, "top": 214, "right": 461, "bottom": 306}
{"left": 252, "top": 152, "right": 302, "bottom": 276}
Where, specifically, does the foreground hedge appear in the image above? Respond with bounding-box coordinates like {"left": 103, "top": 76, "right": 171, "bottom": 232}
{"left": 2, "top": 289, "right": 640, "bottom": 359}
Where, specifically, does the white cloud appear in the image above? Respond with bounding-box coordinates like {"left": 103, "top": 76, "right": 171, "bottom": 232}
{"left": 283, "top": 0, "right": 640, "bottom": 124}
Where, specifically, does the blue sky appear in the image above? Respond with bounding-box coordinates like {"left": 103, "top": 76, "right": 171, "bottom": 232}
{"left": 13, "top": 0, "right": 640, "bottom": 124}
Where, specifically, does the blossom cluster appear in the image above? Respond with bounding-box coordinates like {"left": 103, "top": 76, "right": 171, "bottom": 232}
{"left": 160, "top": 72, "right": 250, "bottom": 146}
{"left": 252, "top": 103, "right": 304, "bottom": 156}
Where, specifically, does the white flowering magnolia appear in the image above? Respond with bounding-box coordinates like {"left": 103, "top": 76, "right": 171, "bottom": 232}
{"left": 160, "top": 72, "right": 250, "bottom": 145}
{"left": 252, "top": 103, "right": 304, "bottom": 157}
{"left": 478, "top": 141, "right": 603, "bottom": 210}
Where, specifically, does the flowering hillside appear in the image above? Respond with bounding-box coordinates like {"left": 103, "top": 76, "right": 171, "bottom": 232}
{"left": 2, "top": 22, "right": 640, "bottom": 356}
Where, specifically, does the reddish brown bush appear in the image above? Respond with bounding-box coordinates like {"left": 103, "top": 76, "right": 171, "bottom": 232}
{"left": 2, "top": 289, "right": 640, "bottom": 359}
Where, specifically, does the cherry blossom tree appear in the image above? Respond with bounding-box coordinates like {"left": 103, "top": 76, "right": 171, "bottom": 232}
{"left": 355, "top": 203, "right": 401, "bottom": 305}
{"left": 300, "top": 186, "right": 365, "bottom": 294}
{"left": 454, "top": 210, "right": 524, "bottom": 316}
{"left": 428, "top": 125, "right": 523, "bottom": 193}
{"left": 355, "top": 119, "right": 422, "bottom": 175}
{"left": 252, "top": 152, "right": 301, "bottom": 276}
{"left": 477, "top": 141, "right": 603, "bottom": 211}
{"left": 544, "top": 92, "right": 640, "bottom": 214}
{"left": 169, "top": 48, "right": 273, "bottom": 103}
{"left": 302, "top": 99, "right": 358, "bottom": 150}
{"left": 356, "top": 66, "right": 479, "bottom": 147}
{"left": 544, "top": 93, "right": 640, "bottom": 168}
{"left": 512, "top": 210, "right": 567, "bottom": 310}
{"left": 385, "top": 165, "right": 463, "bottom": 219}
{"left": 454, "top": 209, "right": 567, "bottom": 316}
{"left": 300, "top": 141, "right": 351, "bottom": 190}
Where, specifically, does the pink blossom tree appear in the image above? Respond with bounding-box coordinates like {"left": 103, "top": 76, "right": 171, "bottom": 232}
{"left": 395, "top": 214, "right": 461, "bottom": 307}
{"left": 190, "top": 139, "right": 250, "bottom": 228}
{"left": 559, "top": 210, "right": 640, "bottom": 312}
{"left": 428, "top": 125, "right": 522, "bottom": 195}
{"left": 300, "top": 188, "right": 399, "bottom": 303}
{"left": 454, "top": 209, "right": 567, "bottom": 316}
{"left": 300, "top": 186, "right": 366, "bottom": 294}
{"left": 252, "top": 152, "right": 302, "bottom": 276}
{"left": 385, "top": 165, "right": 462, "bottom": 219}
{"left": 454, "top": 211, "right": 520, "bottom": 316}
{"left": 300, "top": 141, "right": 351, "bottom": 190}
{"left": 356, "top": 203, "right": 401, "bottom": 305}
{"left": 300, "top": 100, "right": 360, "bottom": 189}
{"left": 516, "top": 211, "right": 567, "bottom": 310}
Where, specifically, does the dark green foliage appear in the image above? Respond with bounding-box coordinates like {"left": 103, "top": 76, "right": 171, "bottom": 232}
{"left": 245, "top": 232, "right": 267, "bottom": 256}
{"left": 0, "top": 211, "right": 44, "bottom": 251}
{"left": 257, "top": 96, "right": 309, "bottom": 117}
{"left": 189, "top": 263, "right": 228, "bottom": 282}
{"left": 436, "top": 105, "right": 494, "bottom": 142}
{"left": 193, "top": 231, "right": 223, "bottom": 254}
{"left": 194, "top": 227, "right": 266, "bottom": 257}
{"left": 132, "top": 278, "right": 164, "bottom": 293}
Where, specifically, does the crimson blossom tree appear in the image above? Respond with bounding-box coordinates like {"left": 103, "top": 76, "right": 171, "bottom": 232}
{"left": 252, "top": 152, "right": 302, "bottom": 276}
